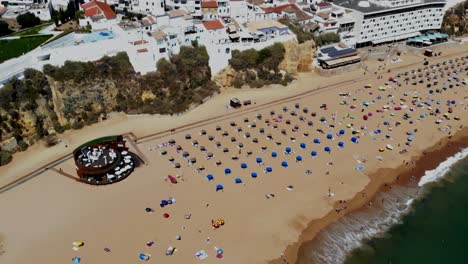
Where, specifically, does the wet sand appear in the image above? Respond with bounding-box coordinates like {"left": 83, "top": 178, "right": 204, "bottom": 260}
{"left": 0, "top": 43, "right": 467, "bottom": 264}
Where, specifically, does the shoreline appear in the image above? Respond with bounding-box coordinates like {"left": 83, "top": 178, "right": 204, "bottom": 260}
{"left": 271, "top": 126, "right": 468, "bottom": 264}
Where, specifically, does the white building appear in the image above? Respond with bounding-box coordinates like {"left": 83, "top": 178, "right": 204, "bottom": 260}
{"left": 334, "top": 0, "right": 446, "bottom": 48}
{"left": 127, "top": 0, "right": 166, "bottom": 16}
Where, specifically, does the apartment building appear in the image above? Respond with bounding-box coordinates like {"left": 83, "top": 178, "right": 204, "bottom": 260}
{"left": 334, "top": 0, "right": 446, "bottom": 48}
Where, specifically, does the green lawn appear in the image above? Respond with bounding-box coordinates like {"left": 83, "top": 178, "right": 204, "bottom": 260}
{"left": 11, "top": 24, "right": 51, "bottom": 37}
{"left": 0, "top": 35, "right": 53, "bottom": 63}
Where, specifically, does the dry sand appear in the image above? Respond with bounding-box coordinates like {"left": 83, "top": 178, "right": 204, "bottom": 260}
{"left": 0, "top": 43, "right": 467, "bottom": 264}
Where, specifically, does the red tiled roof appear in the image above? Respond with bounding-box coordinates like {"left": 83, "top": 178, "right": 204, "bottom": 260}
{"left": 202, "top": 20, "right": 224, "bottom": 30}
{"left": 201, "top": 0, "right": 218, "bottom": 8}
{"left": 137, "top": 48, "right": 148, "bottom": 53}
{"left": 81, "top": 0, "right": 117, "bottom": 20}
{"left": 262, "top": 4, "right": 300, "bottom": 14}
{"left": 316, "top": 2, "right": 331, "bottom": 7}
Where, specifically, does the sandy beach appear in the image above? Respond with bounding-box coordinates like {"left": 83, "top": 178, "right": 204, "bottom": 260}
{"left": 0, "top": 42, "right": 467, "bottom": 264}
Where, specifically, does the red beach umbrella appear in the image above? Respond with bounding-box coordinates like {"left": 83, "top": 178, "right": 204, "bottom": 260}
{"left": 163, "top": 213, "right": 170, "bottom": 218}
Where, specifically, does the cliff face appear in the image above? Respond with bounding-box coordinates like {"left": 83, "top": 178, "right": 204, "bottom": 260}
{"left": 279, "top": 39, "right": 316, "bottom": 73}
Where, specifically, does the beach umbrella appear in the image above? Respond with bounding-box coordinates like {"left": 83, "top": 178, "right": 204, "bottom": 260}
{"left": 72, "top": 257, "right": 81, "bottom": 263}
{"left": 241, "top": 163, "right": 247, "bottom": 169}
{"left": 285, "top": 147, "right": 292, "bottom": 153}
{"left": 339, "top": 129, "right": 345, "bottom": 135}
{"left": 160, "top": 200, "right": 168, "bottom": 207}
{"left": 160, "top": 150, "right": 167, "bottom": 155}
{"left": 338, "top": 142, "right": 344, "bottom": 148}
{"left": 300, "top": 143, "right": 306, "bottom": 149}
{"left": 296, "top": 156, "right": 302, "bottom": 161}
{"left": 266, "top": 166, "right": 273, "bottom": 172}
{"left": 190, "top": 157, "right": 197, "bottom": 164}
{"left": 311, "top": 151, "right": 317, "bottom": 157}
{"left": 182, "top": 152, "right": 189, "bottom": 158}
{"left": 351, "top": 137, "right": 358, "bottom": 143}
{"left": 235, "top": 178, "right": 243, "bottom": 184}
{"left": 324, "top": 146, "right": 331, "bottom": 153}
{"left": 256, "top": 157, "right": 262, "bottom": 163}
{"left": 327, "top": 134, "right": 333, "bottom": 139}
{"left": 313, "top": 138, "right": 320, "bottom": 144}
{"left": 281, "top": 161, "right": 288, "bottom": 167}
{"left": 145, "top": 207, "right": 153, "bottom": 213}
{"left": 271, "top": 152, "right": 278, "bottom": 158}
{"left": 185, "top": 134, "right": 191, "bottom": 140}
{"left": 225, "top": 168, "right": 231, "bottom": 174}
{"left": 174, "top": 163, "right": 181, "bottom": 168}
{"left": 163, "top": 213, "right": 170, "bottom": 218}
{"left": 216, "top": 184, "right": 224, "bottom": 191}
{"left": 407, "top": 135, "right": 415, "bottom": 141}
{"left": 206, "top": 174, "right": 214, "bottom": 181}
{"left": 168, "top": 139, "right": 176, "bottom": 144}
{"left": 251, "top": 172, "right": 258, "bottom": 178}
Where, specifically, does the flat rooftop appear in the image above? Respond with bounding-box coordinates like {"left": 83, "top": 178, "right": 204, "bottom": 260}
{"left": 333, "top": 0, "right": 446, "bottom": 14}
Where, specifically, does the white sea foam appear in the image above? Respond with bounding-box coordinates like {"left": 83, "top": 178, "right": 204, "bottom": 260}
{"left": 418, "top": 148, "right": 468, "bottom": 187}
{"left": 304, "top": 148, "right": 468, "bottom": 264}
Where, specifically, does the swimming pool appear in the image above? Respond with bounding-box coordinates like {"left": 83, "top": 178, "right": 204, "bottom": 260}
{"left": 81, "top": 31, "right": 114, "bottom": 43}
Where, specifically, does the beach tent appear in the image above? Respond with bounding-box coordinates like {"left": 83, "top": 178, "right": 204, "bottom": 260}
{"left": 281, "top": 161, "right": 288, "bottom": 167}
{"left": 314, "top": 138, "right": 321, "bottom": 144}
{"left": 271, "top": 152, "right": 278, "bottom": 157}
{"left": 241, "top": 163, "right": 248, "bottom": 169}
{"left": 235, "top": 178, "right": 243, "bottom": 184}
{"left": 251, "top": 172, "right": 258, "bottom": 178}
{"left": 300, "top": 143, "right": 306, "bottom": 149}
{"left": 338, "top": 142, "right": 344, "bottom": 148}
{"left": 324, "top": 146, "right": 331, "bottom": 153}
{"left": 327, "top": 134, "right": 333, "bottom": 139}
{"left": 256, "top": 157, "right": 262, "bottom": 163}
{"left": 139, "top": 253, "right": 150, "bottom": 261}
{"left": 206, "top": 174, "right": 214, "bottom": 181}
{"left": 266, "top": 166, "right": 273, "bottom": 172}
{"left": 224, "top": 168, "right": 232, "bottom": 174}
{"left": 216, "top": 184, "right": 224, "bottom": 191}
{"left": 311, "top": 151, "right": 318, "bottom": 157}
{"left": 296, "top": 156, "right": 303, "bottom": 161}
{"left": 285, "top": 147, "right": 292, "bottom": 153}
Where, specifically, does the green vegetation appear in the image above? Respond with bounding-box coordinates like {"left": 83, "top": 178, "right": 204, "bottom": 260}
{"left": 0, "top": 20, "right": 12, "bottom": 37}
{"left": 442, "top": 0, "right": 467, "bottom": 36}
{"left": 0, "top": 35, "right": 52, "bottom": 63}
{"left": 51, "top": 1, "right": 78, "bottom": 26}
{"left": 229, "top": 43, "right": 293, "bottom": 88}
{"left": 16, "top": 12, "right": 41, "bottom": 29}
{"left": 11, "top": 23, "right": 51, "bottom": 37}
{"left": 0, "top": 48, "right": 217, "bottom": 166}
{"left": 0, "top": 151, "right": 12, "bottom": 166}
{"left": 280, "top": 18, "right": 340, "bottom": 46}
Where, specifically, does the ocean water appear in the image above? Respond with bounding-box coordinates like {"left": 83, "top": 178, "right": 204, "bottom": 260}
{"left": 300, "top": 148, "right": 468, "bottom": 264}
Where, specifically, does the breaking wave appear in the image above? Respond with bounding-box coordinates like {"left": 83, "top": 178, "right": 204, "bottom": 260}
{"left": 301, "top": 148, "right": 468, "bottom": 264}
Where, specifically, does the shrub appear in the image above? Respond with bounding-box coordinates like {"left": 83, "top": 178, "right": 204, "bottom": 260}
{"left": 45, "top": 133, "right": 58, "bottom": 147}
{"left": 18, "top": 140, "right": 29, "bottom": 151}
{"left": 0, "top": 151, "right": 12, "bottom": 166}
{"left": 16, "top": 12, "right": 41, "bottom": 29}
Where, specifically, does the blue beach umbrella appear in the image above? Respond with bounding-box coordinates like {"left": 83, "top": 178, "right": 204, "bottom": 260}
{"left": 327, "top": 134, "right": 333, "bottom": 139}
{"left": 235, "top": 178, "right": 243, "bottom": 184}
{"left": 324, "top": 146, "right": 331, "bottom": 153}
{"left": 206, "top": 174, "right": 214, "bottom": 181}
{"left": 251, "top": 172, "right": 258, "bottom": 178}
{"left": 160, "top": 200, "right": 168, "bottom": 207}
{"left": 338, "top": 142, "right": 344, "bottom": 148}
{"left": 224, "top": 168, "right": 232, "bottom": 174}
{"left": 314, "top": 138, "right": 321, "bottom": 144}
{"left": 300, "top": 143, "right": 306, "bottom": 149}
{"left": 296, "top": 156, "right": 303, "bottom": 161}
{"left": 266, "top": 166, "right": 273, "bottom": 172}
{"left": 216, "top": 184, "right": 224, "bottom": 191}
{"left": 241, "top": 163, "right": 247, "bottom": 169}
{"left": 182, "top": 152, "right": 189, "bottom": 158}
{"left": 285, "top": 147, "right": 292, "bottom": 153}
{"left": 351, "top": 137, "right": 358, "bottom": 143}
{"left": 407, "top": 135, "right": 415, "bottom": 141}
{"left": 311, "top": 151, "right": 318, "bottom": 157}
{"left": 271, "top": 152, "right": 278, "bottom": 157}
{"left": 339, "top": 129, "right": 345, "bottom": 135}
{"left": 256, "top": 157, "right": 262, "bottom": 163}
{"left": 281, "top": 161, "right": 288, "bottom": 167}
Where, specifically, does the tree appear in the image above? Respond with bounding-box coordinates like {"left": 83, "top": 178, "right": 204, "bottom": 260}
{"left": 0, "top": 20, "right": 12, "bottom": 37}
{"left": 16, "top": 12, "right": 41, "bottom": 29}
